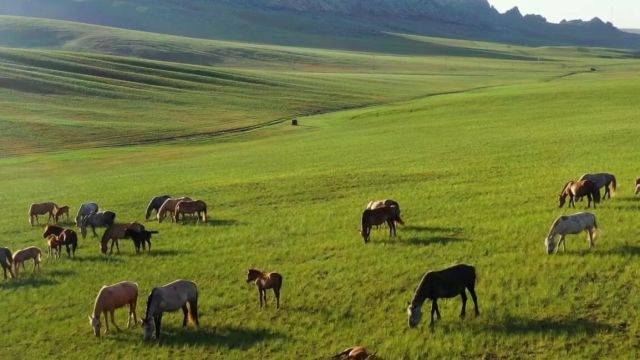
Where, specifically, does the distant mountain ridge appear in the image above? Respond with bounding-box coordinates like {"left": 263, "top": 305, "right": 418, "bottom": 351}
{"left": 0, "top": 0, "right": 638, "bottom": 50}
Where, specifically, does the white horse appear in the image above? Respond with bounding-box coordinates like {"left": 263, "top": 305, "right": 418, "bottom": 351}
{"left": 579, "top": 173, "right": 617, "bottom": 200}
{"left": 545, "top": 212, "right": 598, "bottom": 255}
{"left": 75, "top": 202, "right": 99, "bottom": 225}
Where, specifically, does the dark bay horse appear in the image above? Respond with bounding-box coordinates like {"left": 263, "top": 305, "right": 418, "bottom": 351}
{"left": 145, "top": 195, "right": 171, "bottom": 220}
{"left": 80, "top": 211, "right": 116, "bottom": 238}
{"left": 579, "top": 173, "right": 617, "bottom": 200}
{"left": 43, "top": 225, "right": 78, "bottom": 258}
{"left": 360, "top": 205, "right": 404, "bottom": 243}
{"left": 407, "top": 264, "right": 479, "bottom": 328}
{"left": 0, "top": 247, "right": 14, "bottom": 279}
{"left": 246, "top": 269, "right": 283, "bottom": 309}
{"left": 142, "top": 279, "right": 199, "bottom": 340}
{"left": 124, "top": 228, "right": 158, "bottom": 254}
{"left": 558, "top": 180, "right": 600, "bottom": 208}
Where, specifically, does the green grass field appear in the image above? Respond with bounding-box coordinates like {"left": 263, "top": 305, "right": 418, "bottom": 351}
{"left": 1, "top": 16, "right": 640, "bottom": 360}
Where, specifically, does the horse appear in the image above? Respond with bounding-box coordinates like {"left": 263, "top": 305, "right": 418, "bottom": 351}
{"left": 46, "top": 234, "right": 63, "bottom": 259}
{"left": 157, "top": 197, "right": 192, "bottom": 223}
{"left": 89, "top": 281, "right": 139, "bottom": 337}
{"left": 366, "top": 199, "right": 401, "bottom": 229}
{"left": 12, "top": 247, "right": 42, "bottom": 276}
{"left": 80, "top": 211, "right": 116, "bottom": 238}
{"left": 332, "top": 346, "right": 376, "bottom": 360}
{"left": 360, "top": 205, "right": 404, "bottom": 243}
{"left": 407, "top": 264, "right": 479, "bottom": 328}
{"left": 145, "top": 195, "right": 171, "bottom": 220}
{"left": 124, "top": 228, "right": 158, "bottom": 254}
{"left": 246, "top": 269, "right": 283, "bottom": 309}
{"left": 174, "top": 200, "right": 207, "bottom": 223}
{"left": 75, "top": 202, "right": 99, "bottom": 225}
{"left": 100, "top": 223, "right": 145, "bottom": 255}
{"left": 545, "top": 212, "right": 598, "bottom": 254}
{"left": 558, "top": 180, "right": 600, "bottom": 208}
{"left": 42, "top": 225, "right": 78, "bottom": 258}
{"left": 141, "top": 279, "right": 199, "bottom": 340}
{"left": 0, "top": 247, "right": 14, "bottom": 279}
{"left": 28, "top": 202, "right": 57, "bottom": 226}
{"left": 53, "top": 205, "right": 70, "bottom": 223}
{"left": 579, "top": 173, "right": 617, "bottom": 200}
{"left": 635, "top": 178, "right": 640, "bottom": 195}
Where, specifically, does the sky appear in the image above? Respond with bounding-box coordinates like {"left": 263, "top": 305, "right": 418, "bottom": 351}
{"left": 488, "top": 0, "right": 640, "bottom": 29}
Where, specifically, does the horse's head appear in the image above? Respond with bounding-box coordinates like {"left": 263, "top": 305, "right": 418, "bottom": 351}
{"left": 141, "top": 317, "right": 155, "bottom": 340}
{"left": 558, "top": 194, "right": 566, "bottom": 208}
{"left": 406, "top": 302, "right": 423, "bottom": 328}
{"left": 88, "top": 315, "right": 101, "bottom": 337}
{"left": 545, "top": 236, "right": 556, "bottom": 255}
{"left": 246, "top": 269, "right": 262, "bottom": 283}
{"left": 100, "top": 241, "right": 108, "bottom": 255}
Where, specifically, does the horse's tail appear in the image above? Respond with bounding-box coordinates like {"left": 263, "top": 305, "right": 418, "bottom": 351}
{"left": 610, "top": 175, "right": 617, "bottom": 194}
{"left": 395, "top": 213, "right": 405, "bottom": 226}
{"left": 189, "top": 284, "right": 199, "bottom": 326}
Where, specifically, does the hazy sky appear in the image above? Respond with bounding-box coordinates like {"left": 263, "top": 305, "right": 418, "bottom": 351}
{"left": 489, "top": 0, "right": 640, "bottom": 28}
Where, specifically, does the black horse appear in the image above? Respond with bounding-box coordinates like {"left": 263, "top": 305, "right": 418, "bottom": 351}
{"left": 125, "top": 228, "right": 158, "bottom": 253}
{"left": 145, "top": 195, "right": 171, "bottom": 220}
{"left": 407, "top": 264, "right": 479, "bottom": 328}
{"left": 43, "top": 225, "right": 78, "bottom": 258}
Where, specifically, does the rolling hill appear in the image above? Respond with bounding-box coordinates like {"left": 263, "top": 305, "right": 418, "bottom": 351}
{"left": 0, "top": 0, "right": 639, "bottom": 51}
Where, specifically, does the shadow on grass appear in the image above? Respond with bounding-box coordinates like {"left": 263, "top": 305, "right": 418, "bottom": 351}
{"left": 0, "top": 276, "right": 58, "bottom": 289}
{"left": 47, "top": 269, "right": 76, "bottom": 277}
{"left": 483, "top": 316, "right": 614, "bottom": 335}
{"left": 146, "top": 249, "right": 192, "bottom": 257}
{"left": 590, "top": 245, "right": 640, "bottom": 257}
{"left": 205, "top": 219, "right": 241, "bottom": 227}
{"left": 376, "top": 236, "right": 468, "bottom": 246}
{"left": 72, "top": 255, "right": 125, "bottom": 263}
{"left": 147, "top": 326, "right": 287, "bottom": 349}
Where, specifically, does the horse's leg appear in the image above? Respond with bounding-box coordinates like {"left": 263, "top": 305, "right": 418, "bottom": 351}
{"left": 274, "top": 287, "right": 281, "bottom": 309}
{"left": 92, "top": 225, "right": 97, "bottom": 238}
{"left": 430, "top": 300, "right": 437, "bottom": 326}
{"left": 559, "top": 235, "right": 566, "bottom": 252}
{"left": 459, "top": 291, "right": 467, "bottom": 319}
{"left": 181, "top": 304, "right": 188, "bottom": 327}
{"left": 103, "top": 311, "right": 110, "bottom": 333}
{"left": 155, "top": 313, "right": 162, "bottom": 340}
{"left": 258, "top": 288, "right": 263, "bottom": 308}
{"left": 588, "top": 229, "right": 594, "bottom": 249}
{"left": 110, "top": 310, "right": 120, "bottom": 331}
{"left": 434, "top": 300, "right": 441, "bottom": 320}
{"left": 468, "top": 286, "right": 480, "bottom": 316}
{"left": 263, "top": 289, "right": 268, "bottom": 306}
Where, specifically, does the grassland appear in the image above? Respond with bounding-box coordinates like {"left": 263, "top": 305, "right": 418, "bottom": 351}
{"left": 1, "top": 16, "right": 640, "bottom": 360}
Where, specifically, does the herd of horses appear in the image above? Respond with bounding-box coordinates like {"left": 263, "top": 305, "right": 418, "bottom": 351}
{"left": 1, "top": 171, "right": 636, "bottom": 350}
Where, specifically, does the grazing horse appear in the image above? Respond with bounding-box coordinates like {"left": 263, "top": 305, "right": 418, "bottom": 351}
{"left": 0, "top": 247, "right": 14, "bottom": 279}
{"left": 332, "top": 346, "right": 375, "bottom": 360}
{"left": 579, "top": 173, "right": 617, "bottom": 200}
{"left": 75, "top": 202, "right": 99, "bottom": 225}
{"left": 28, "top": 202, "right": 57, "bottom": 226}
{"left": 12, "top": 247, "right": 42, "bottom": 276}
{"left": 46, "top": 234, "right": 63, "bottom": 259}
{"left": 174, "top": 200, "right": 207, "bottom": 223}
{"left": 360, "top": 206, "right": 404, "bottom": 243}
{"left": 545, "top": 212, "right": 598, "bottom": 254}
{"left": 366, "top": 199, "right": 401, "bottom": 229}
{"left": 407, "top": 264, "right": 479, "bottom": 328}
{"left": 124, "top": 228, "right": 158, "bottom": 254}
{"left": 558, "top": 180, "right": 600, "bottom": 208}
{"left": 80, "top": 211, "right": 116, "bottom": 238}
{"left": 53, "top": 205, "right": 70, "bottom": 223}
{"left": 246, "top": 269, "right": 283, "bottom": 309}
{"left": 145, "top": 195, "right": 171, "bottom": 220}
{"left": 141, "top": 279, "right": 199, "bottom": 340}
{"left": 89, "top": 281, "right": 139, "bottom": 337}
{"left": 43, "top": 225, "right": 78, "bottom": 258}
{"left": 100, "top": 223, "right": 145, "bottom": 255}
{"left": 157, "top": 197, "right": 192, "bottom": 223}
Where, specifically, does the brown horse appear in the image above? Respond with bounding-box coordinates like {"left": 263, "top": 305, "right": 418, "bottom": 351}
{"left": 636, "top": 178, "right": 640, "bottom": 195}
{"left": 332, "top": 346, "right": 377, "bottom": 360}
{"left": 174, "top": 200, "right": 207, "bottom": 223}
{"left": 360, "top": 205, "right": 404, "bottom": 243}
{"left": 12, "top": 247, "right": 42, "bottom": 276}
{"left": 0, "top": 247, "right": 14, "bottom": 279}
{"left": 54, "top": 205, "right": 70, "bottom": 223}
{"left": 559, "top": 180, "right": 601, "bottom": 208}
{"left": 89, "top": 281, "right": 139, "bottom": 337}
{"left": 28, "top": 202, "right": 57, "bottom": 226}
{"left": 46, "top": 234, "right": 64, "bottom": 259}
{"left": 101, "top": 223, "right": 145, "bottom": 255}
{"left": 42, "top": 225, "right": 78, "bottom": 258}
{"left": 157, "top": 197, "right": 192, "bottom": 223}
{"left": 246, "top": 269, "right": 283, "bottom": 309}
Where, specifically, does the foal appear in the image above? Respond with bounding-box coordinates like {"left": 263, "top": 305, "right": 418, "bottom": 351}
{"left": 54, "top": 205, "right": 70, "bottom": 223}
{"left": 246, "top": 269, "right": 283, "bottom": 309}
{"left": 46, "top": 234, "right": 63, "bottom": 259}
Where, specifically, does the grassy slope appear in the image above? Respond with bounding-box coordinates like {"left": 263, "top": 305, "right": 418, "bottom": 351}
{"left": 1, "top": 63, "right": 640, "bottom": 359}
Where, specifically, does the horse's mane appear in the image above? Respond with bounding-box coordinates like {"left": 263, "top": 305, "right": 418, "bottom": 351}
{"left": 559, "top": 181, "right": 573, "bottom": 195}
{"left": 145, "top": 288, "right": 157, "bottom": 319}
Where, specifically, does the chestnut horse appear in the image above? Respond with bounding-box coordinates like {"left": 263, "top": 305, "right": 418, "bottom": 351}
{"left": 246, "top": 269, "right": 283, "bottom": 309}
{"left": 174, "top": 200, "right": 207, "bottom": 223}
{"left": 54, "top": 205, "right": 70, "bottom": 223}
{"left": 28, "top": 202, "right": 57, "bottom": 226}
{"left": 558, "top": 180, "right": 600, "bottom": 208}
{"left": 46, "top": 234, "right": 63, "bottom": 259}
{"left": 89, "top": 281, "right": 139, "bottom": 337}
{"left": 157, "top": 197, "right": 192, "bottom": 223}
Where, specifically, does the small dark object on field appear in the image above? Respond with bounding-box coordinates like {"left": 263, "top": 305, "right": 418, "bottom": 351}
{"left": 292, "top": 118, "right": 298, "bottom": 126}
{"left": 590, "top": 67, "right": 597, "bottom": 72}
{"left": 332, "top": 346, "right": 377, "bottom": 360}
